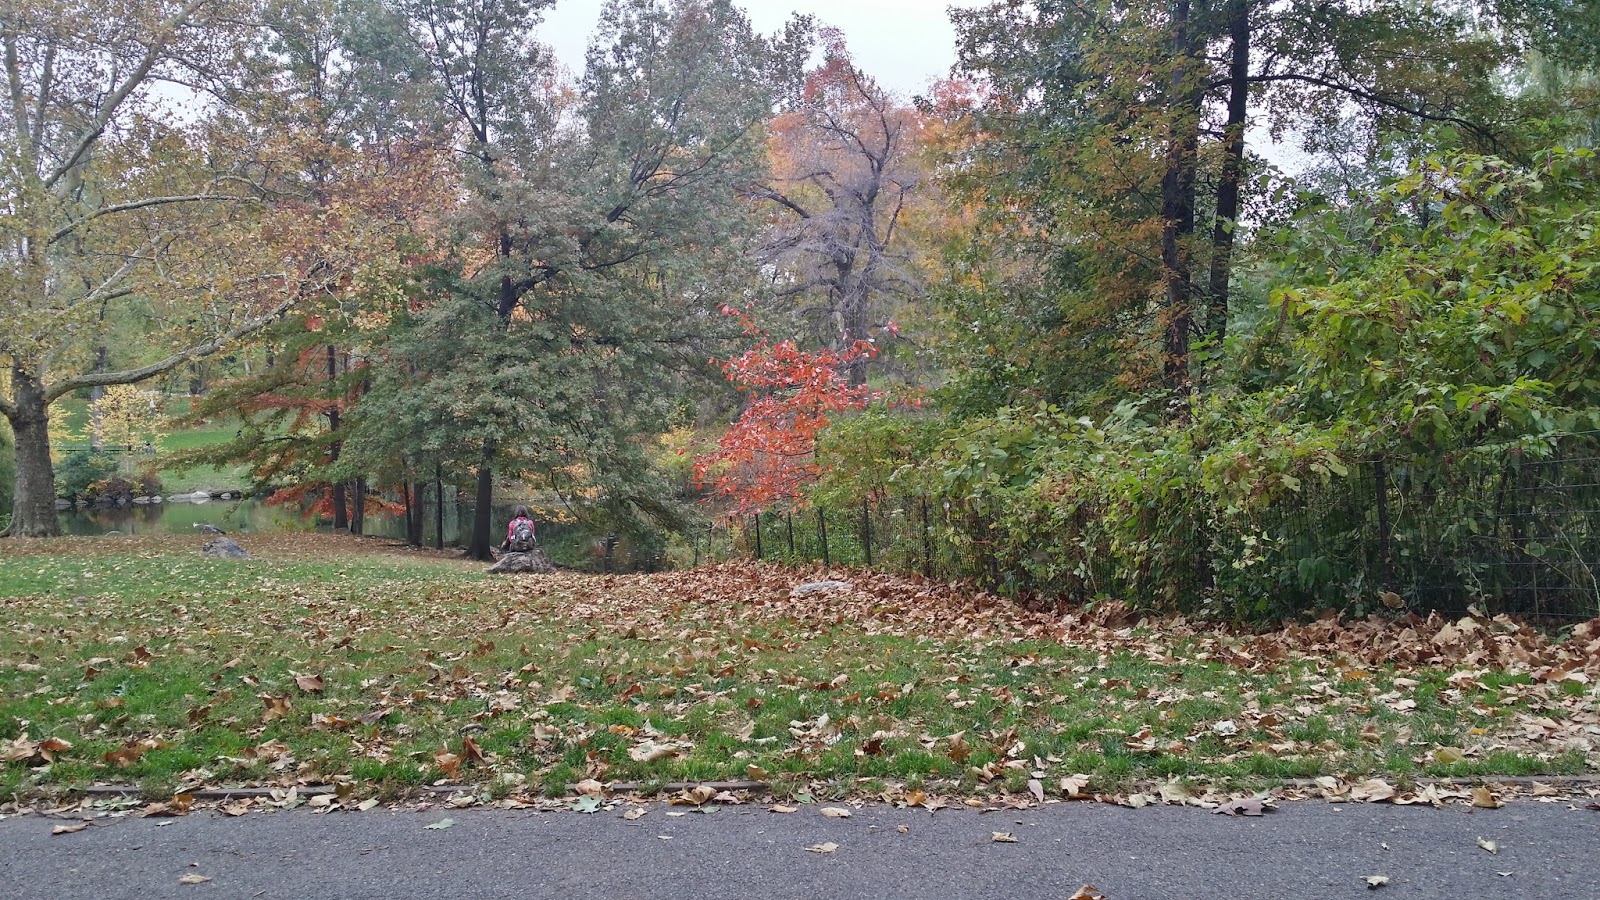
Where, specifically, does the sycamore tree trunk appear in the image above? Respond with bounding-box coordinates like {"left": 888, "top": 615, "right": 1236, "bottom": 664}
{"left": 6, "top": 371, "right": 60, "bottom": 537}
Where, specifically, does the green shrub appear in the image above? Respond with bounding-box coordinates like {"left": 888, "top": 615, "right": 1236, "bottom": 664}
{"left": 55, "top": 450, "right": 119, "bottom": 500}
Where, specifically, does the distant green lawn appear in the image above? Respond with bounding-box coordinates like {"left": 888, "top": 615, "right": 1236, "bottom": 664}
{"left": 1, "top": 535, "right": 1593, "bottom": 805}
{"left": 52, "top": 396, "right": 250, "bottom": 493}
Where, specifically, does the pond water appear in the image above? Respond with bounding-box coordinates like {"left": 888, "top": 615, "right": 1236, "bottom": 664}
{"left": 56, "top": 499, "right": 647, "bottom": 570}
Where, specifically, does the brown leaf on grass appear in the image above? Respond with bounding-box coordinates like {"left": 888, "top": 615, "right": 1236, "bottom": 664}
{"left": 1059, "top": 774, "right": 1091, "bottom": 799}
{"left": 1026, "top": 779, "right": 1045, "bottom": 804}
{"left": 294, "top": 674, "right": 325, "bottom": 692}
{"left": 461, "top": 735, "right": 487, "bottom": 765}
{"left": 903, "top": 790, "right": 927, "bottom": 808}
{"left": 260, "top": 694, "right": 292, "bottom": 721}
{"left": 178, "top": 874, "right": 211, "bottom": 885}
{"left": 1, "top": 736, "right": 39, "bottom": 764}
{"left": 103, "top": 738, "right": 160, "bottom": 768}
{"left": 51, "top": 822, "right": 89, "bottom": 835}
{"left": 947, "top": 731, "right": 971, "bottom": 763}
{"left": 627, "top": 740, "right": 677, "bottom": 762}
{"left": 433, "top": 749, "right": 461, "bottom": 778}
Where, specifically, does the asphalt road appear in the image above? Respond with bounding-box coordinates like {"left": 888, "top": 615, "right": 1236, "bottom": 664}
{"left": 3, "top": 800, "right": 1597, "bottom": 900}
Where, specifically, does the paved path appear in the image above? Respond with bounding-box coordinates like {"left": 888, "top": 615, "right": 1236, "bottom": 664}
{"left": 3, "top": 800, "right": 1596, "bottom": 899}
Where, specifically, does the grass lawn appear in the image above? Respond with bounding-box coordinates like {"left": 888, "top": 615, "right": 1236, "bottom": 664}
{"left": 1, "top": 534, "right": 1596, "bottom": 807}
{"left": 51, "top": 396, "right": 250, "bottom": 493}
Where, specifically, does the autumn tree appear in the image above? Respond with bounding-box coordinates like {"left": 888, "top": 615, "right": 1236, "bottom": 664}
{"left": 752, "top": 29, "right": 926, "bottom": 387}
{"left": 947, "top": 0, "right": 1521, "bottom": 406}
{"left": 694, "top": 307, "right": 880, "bottom": 512}
{"left": 400, "top": 0, "right": 807, "bottom": 559}
{"left": 0, "top": 0, "right": 303, "bottom": 537}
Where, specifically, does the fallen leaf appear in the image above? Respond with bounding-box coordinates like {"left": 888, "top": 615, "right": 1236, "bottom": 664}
{"left": 820, "top": 806, "right": 852, "bottom": 818}
{"left": 1068, "top": 888, "right": 1106, "bottom": 900}
{"left": 804, "top": 842, "right": 839, "bottom": 854}
{"left": 991, "top": 831, "right": 1018, "bottom": 843}
{"left": 1350, "top": 779, "right": 1397, "bottom": 803}
{"left": 178, "top": 875, "right": 212, "bottom": 885}
{"left": 571, "top": 795, "right": 602, "bottom": 814}
{"left": 294, "top": 674, "right": 324, "bottom": 692}
{"left": 574, "top": 778, "right": 606, "bottom": 797}
{"left": 1027, "top": 779, "right": 1045, "bottom": 804}
{"left": 1470, "top": 786, "right": 1503, "bottom": 809}
{"left": 1214, "top": 797, "right": 1272, "bottom": 817}
{"left": 423, "top": 818, "right": 454, "bottom": 830}
{"left": 357, "top": 799, "right": 380, "bottom": 812}
{"left": 768, "top": 805, "right": 797, "bottom": 814}
{"left": 51, "top": 823, "right": 89, "bottom": 835}
{"left": 623, "top": 807, "right": 647, "bottom": 821}
{"left": 896, "top": 824, "right": 908, "bottom": 833}
{"left": 1477, "top": 837, "right": 1498, "bottom": 854}
{"left": 1366, "top": 875, "right": 1389, "bottom": 889}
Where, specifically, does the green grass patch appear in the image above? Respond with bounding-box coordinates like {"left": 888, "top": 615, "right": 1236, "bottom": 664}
{"left": 1, "top": 536, "right": 1593, "bottom": 801}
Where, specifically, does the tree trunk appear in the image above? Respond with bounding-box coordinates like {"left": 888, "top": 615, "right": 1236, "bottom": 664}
{"left": 326, "top": 344, "right": 347, "bottom": 530}
{"left": 1159, "top": 0, "right": 1202, "bottom": 399}
{"left": 351, "top": 477, "right": 366, "bottom": 535}
{"left": 434, "top": 463, "right": 445, "bottom": 550}
{"left": 6, "top": 370, "right": 61, "bottom": 537}
{"left": 467, "top": 451, "right": 494, "bottom": 561}
{"left": 1207, "top": 0, "right": 1250, "bottom": 349}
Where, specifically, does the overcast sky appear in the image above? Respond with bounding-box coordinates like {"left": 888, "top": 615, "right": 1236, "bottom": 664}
{"left": 541, "top": 0, "right": 985, "bottom": 98}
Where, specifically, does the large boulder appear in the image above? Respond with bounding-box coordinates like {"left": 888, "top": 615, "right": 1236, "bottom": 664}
{"left": 201, "top": 537, "right": 251, "bottom": 560}
{"left": 488, "top": 549, "right": 555, "bottom": 574}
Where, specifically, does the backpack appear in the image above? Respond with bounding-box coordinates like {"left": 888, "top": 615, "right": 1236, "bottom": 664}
{"left": 508, "top": 518, "right": 536, "bottom": 552}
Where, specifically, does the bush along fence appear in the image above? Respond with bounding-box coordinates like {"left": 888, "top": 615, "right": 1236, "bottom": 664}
{"left": 696, "top": 436, "right": 1600, "bottom": 623}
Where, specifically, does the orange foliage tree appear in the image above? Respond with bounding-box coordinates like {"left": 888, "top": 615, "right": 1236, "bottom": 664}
{"left": 694, "top": 308, "right": 882, "bottom": 513}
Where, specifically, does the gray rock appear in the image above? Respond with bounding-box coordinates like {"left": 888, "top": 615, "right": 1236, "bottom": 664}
{"left": 790, "top": 580, "right": 853, "bottom": 597}
{"left": 193, "top": 523, "right": 226, "bottom": 535}
{"left": 488, "top": 549, "right": 555, "bottom": 574}
{"left": 201, "top": 537, "right": 251, "bottom": 559}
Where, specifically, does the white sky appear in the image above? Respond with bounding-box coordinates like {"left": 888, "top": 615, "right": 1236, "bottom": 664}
{"left": 541, "top": 0, "right": 986, "bottom": 98}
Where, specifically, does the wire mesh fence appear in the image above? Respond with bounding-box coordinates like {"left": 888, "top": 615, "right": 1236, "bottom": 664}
{"left": 695, "top": 435, "right": 1600, "bottom": 621}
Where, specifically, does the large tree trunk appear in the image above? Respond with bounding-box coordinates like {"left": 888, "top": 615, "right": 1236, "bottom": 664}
{"left": 6, "top": 370, "right": 61, "bottom": 538}
{"left": 1207, "top": 0, "right": 1250, "bottom": 348}
{"left": 1159, "top": 0, "right": 1202, "bottom": 399}
{"left": 467, "top": 450, "right": 495, "bottom": 561}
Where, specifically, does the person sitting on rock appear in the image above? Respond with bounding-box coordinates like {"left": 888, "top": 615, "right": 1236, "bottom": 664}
{"left": 501, "top": 506, "right": 537, "bottom": 553}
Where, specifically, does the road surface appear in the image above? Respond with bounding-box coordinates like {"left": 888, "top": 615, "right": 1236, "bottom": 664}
{"left": 3, "top": 799, "right": 1596, "bottom": 899}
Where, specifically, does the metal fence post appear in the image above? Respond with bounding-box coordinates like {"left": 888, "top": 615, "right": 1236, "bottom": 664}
{"left": 862, "top": 498, "right": 873, "bottom": 567}
{"left": 818, "top": 508, "right": 830, "bottom": 571}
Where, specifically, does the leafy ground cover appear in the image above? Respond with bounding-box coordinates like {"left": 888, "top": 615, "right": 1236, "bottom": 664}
{"left": 1, "top": 535, "right": 1597, "bottom": 812}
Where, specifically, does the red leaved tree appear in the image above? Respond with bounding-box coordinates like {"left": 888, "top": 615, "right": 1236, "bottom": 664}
{"left": 695, "top": 308, "right": 882, "bottom": 513}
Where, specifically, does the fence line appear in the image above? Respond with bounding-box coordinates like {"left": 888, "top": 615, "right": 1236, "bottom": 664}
{"left": 697, "top": 438, "right": 1600, "bottom": 621}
